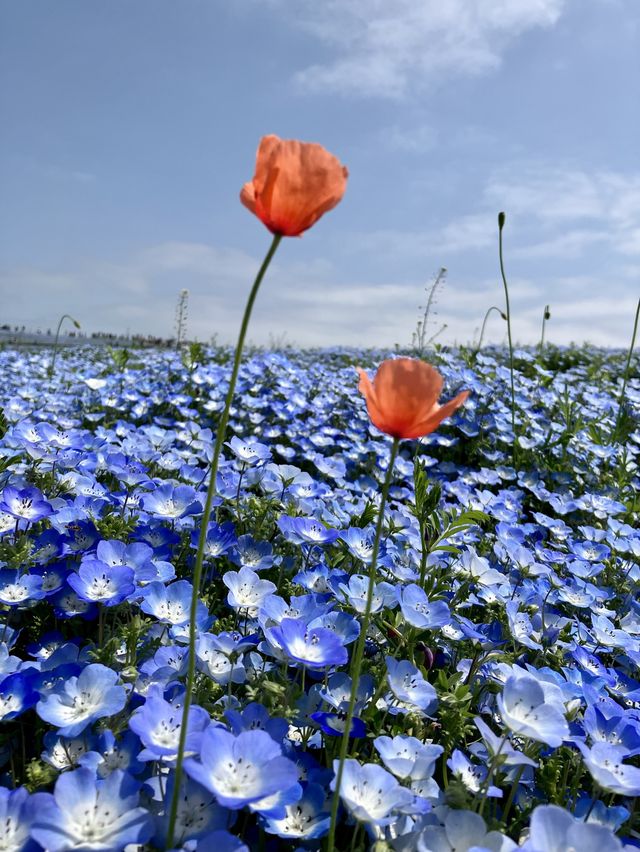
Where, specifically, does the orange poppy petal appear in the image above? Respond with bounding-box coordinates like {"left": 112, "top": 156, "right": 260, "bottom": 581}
{"left": 242, "top": 136, "right": 348, "bottom": 237}
{"left": 406, "top": 390, "right": 471, "bottom": 439}
{"left": 239, "top": 182, "right": 257, "bottom": 214}
{"left": 372, "top": 359, "right": 443, "bottom": 438}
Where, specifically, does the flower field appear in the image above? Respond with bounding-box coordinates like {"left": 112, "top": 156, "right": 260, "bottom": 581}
{"left": 0, "top": 339, "right": 638, "bottom": 851}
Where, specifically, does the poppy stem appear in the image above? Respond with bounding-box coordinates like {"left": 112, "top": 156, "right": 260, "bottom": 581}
{"left": 475, "top": 305, "right": 507, "bottom": 354}
{"left": 48, "top": 313, "right": 81, "bottom": 379}
{"left": 613, "top": 296, "right": 640, "bottom": 442}
{"left": 498, "top": 213, "right": 518, "bottom": 469}
{"left": 326, "top": 437, "right": 400, "bottom": 852}
{"left": 538, "top": 304, "right": 551, "bottom": 355}
{"left": 165, "top": 232, "right": 282, "bottom": 850}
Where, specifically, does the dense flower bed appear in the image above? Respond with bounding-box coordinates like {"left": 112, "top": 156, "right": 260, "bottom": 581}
{"left": 0, "top": 342, "right": 638, "bottom": 851}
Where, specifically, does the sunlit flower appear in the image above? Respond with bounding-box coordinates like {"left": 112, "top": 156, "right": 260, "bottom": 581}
{"left": 357, "top": 358, "right": 469, "bottom": 440}
{"left": 241, "top": 135, "right": 348, "bottom": 237}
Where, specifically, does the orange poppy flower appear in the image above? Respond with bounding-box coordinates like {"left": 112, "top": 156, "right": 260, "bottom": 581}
{"left": 240, "top": 135, "right": 348, "bottom": 237}
{"left": 357, "top": 358, "right": 470, "bottom": 440}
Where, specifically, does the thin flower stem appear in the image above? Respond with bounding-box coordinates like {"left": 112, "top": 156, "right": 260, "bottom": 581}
{"left": 475, "top": 305, "right": 506, "bottom": 353}
{"left": 165, "top": 232, "right": 282, "bottom": 849}
{"left": 48, "top": 314, "right": 80, "bottom": 379}
{"left": 326, "top": 437, "right": 400, "bottom": 852}
{"left": 498, "top": 213, "right": 517, "bottom": 469}
{"left": 613, "top": 296, "right": 640, "bottom": 442}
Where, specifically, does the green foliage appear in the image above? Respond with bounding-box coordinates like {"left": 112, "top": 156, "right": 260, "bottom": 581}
{"left": 0, "top": 407, "right": 8, "bottom": 439}
{"left": 0, "top": 534, "right": 34, "bottom": 570}
{"left": 24, "top": 759, "right": 58, "bottom": 792}
{"left": 182, "top": 341, "right": 206, "bottom": 372}
{"left": 95, "top": 511, "right": 140, "bottom": 542}
{"left": 434, "top": 670, "right": 477, "bottom": 754}
{"left": 352, "top": 499, "right": 378, "bottom": 528}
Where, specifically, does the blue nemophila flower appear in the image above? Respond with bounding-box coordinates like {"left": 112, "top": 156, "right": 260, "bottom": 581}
{"left": 385, "top": 657, "right": 438, "bottom": 716}
{"left": 447, "top": 748, "right": 503, "bottom": 798}
{"left": 140, "top": 580, "right": 208, "bottom": 626}
{"left": 225, "top": 702, "right": 289, "bottom": 743}
{"left": 374, "top": 735, "right": 443, "bottom": 781}
{"left": 31, "top": 528, "right": 64, "bottom": 564}
{"left": 576, "top": 741, "right": 640, "bottom": 795}
{"left": 311, "top": 672, "right": 373, "bottom": 737}
{"left": 0, "top": 671, "right": 39, "bottom": 721}
{"left": 456, "top": 547, "right": 508, "bottom": 585}
{"left": 193, "top": 521, "right": 237, "bottom": 559}
{"left": 571, "top": 540, "right": 611, "bottom": 562}
{"left": 51, "top": 587, "right": 98, "bottom": 620}
{"left": 277, "top": 515, "right": 340, "bottom": 547}
{"left": 0, "top": 786, "right": 39, "bottom": 852}
{"left": 0, "top": 570, "right": 45, "bottom": 606}
{"left": 42, "top": 731, "right": 97, "bottom": 771}
{"left": 267, "top": 618, "right": 348, "bottom": 669}
{"left": 141, "top": 483, "right": 202, "bottom": 520}
{"left": 397, "top": 583, "right": 452, "bottom": 630}
{"left": 0, "top": 485, "right": 53, "bottom": 523}
{"left": 183, "top": 727, "right": 299, "bottom": 810}
{"left": 149, "top": 773, "right": 229, "bottom": 849}
{"left": 506, "top": 601, "right": 543, "bottom": 651}
{"left": 259, "top": 593, "right": 331, "bottom": 633}
{"left": 263, "top": 782, "right": 331, "bottom": 840}
{"left": 400, "top": 807, "right": 517, "bottom": 852}
{"left": 29, "top": 767, "right": 153, "bottom": 851}
{"left": 223, "top": 568, "right": 276, "bottom": 618}
{"left": 140, "top": 644, "right": 189, "bottom": 681}
{"left": 196, "top": 633, "right": 251, "bottom": 685}
{"left": 61, "top": 519, "right": 99, "bottom": 554}
{"left": 230, "top": 534, "right": 275, "bottom": 571}
{"left": 226, "top": 435, "right": 271, "bottom": 466}
{"left": 330, "top": 758, "right": 414, "bottom": 825}
{"left": 67, "top": 560, "right": 135, "bottom": 606}
{"left": 31, "top": 562, "right": 68, "bottom": 596}
{"left": 519, "top": 803, "right": 624, "bottom": 852}
{"left": 340, "top": 527, "right": 380, "bottom": 562}
{"left": 337, "top": 574, "right": 396, "bottom": 614}
{"left": 497, "top": 673, "right": 569, "bottom": 747}
{"left": 129, "top": 685, "right": 211, "bottom": 763}
{"left": 310, "top": 610, "right": 360, "bottom": 646}
{"left": 573, "top": 794, "right": 630, "bottom": 832}
{"left": 473, "top": 717, "right": 538, "bottom": 769}
{"left": 591, "top": 614, "right": 639, "bottom": 653}
{"left": 583, "top": 704, "right": 640, "bottom": 755}
{"left": 87, "top": 729, "right": 145, "bottom": 777}
{"left": 36, "top": 663, "right": 127, "bottom": 736}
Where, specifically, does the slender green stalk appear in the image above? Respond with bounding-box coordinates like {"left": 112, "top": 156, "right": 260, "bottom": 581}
{"left": 498, "top": 213, "right": 517, "bottom": 468}
{"left": 48, "top": 314, "right": 81, "bottom": 379}
{"left": 165, "top": 233, "right": 282, "bottom": 849}
{"left": 538, "top": 304, "right": 550, "bottom": 354}
{"left": 475, "top": 305, "right": 507, "bottom": 353}
{"left": 326, "top": 438, "right": 400, "bottom": 852}
{"left": 613, "top": 296, "right": 640, "bottom": 442}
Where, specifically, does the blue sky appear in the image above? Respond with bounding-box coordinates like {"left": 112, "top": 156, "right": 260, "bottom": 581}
{"left": 1, "top": 0, "right": 638, "bottom": 348}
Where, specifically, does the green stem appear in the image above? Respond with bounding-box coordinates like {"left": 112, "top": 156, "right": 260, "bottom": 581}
{"left": 613, "top": 296, "right": 640, "bottom": 442}
{"left": 48, "top": 314, "right": 80, "bottom": 379}
{"left": 165, "top": 233, "right": 282, "bottom": 849}
{"left": 538, "top": 304, "right": 550, "bottom": 354}
{"left": 501, "top": 764, "right": 524, "bottom": 825}
{"left": 498, "top": 213, "right": 517, "bottom": 469}
{"left": 475, "top": 305, "right": 507, "bottom": 353}
{"left": 326, "top": 438, "right": 400, "bottom": 852}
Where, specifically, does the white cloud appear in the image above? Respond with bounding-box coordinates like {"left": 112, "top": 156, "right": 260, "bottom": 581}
{"left": 3, "top": 239, "right": 635, "bottom": 350}
{"left": 277, "top": 0, "right": 568, "bottom": 97}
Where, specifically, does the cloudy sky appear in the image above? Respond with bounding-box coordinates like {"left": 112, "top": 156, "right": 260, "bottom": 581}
{"left": 1, "top": 0, "right": 639, "bottom": 348}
